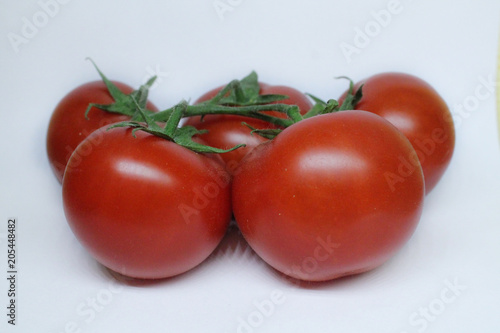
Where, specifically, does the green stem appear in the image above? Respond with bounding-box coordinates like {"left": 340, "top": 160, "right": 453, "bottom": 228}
{"left": 286, "top": 106, "right": 303, "bottom": 123}
{"left": 232, "top": 81, "right": 246, "bottom": 103}
{"left": 152, "top": 103, "right": 296, "bottom": 127}
{"left": 164, "top": 101, "right": 188, "bottom": 137}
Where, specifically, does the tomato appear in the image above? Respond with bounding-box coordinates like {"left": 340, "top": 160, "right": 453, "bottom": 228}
{"left": 46, "top": 80, "right": 158, "bottom": 183}
{"left": 232, "top": 111, "right": 425, "bottom": 282}
{"left": 340, "top": 72, "right": 455, "bottom": 194}
{"left": 62, "top": 126, "right": 231, "bottom": 279}
{"left": 183, "top": 83, "right": 313, "bottom": 171}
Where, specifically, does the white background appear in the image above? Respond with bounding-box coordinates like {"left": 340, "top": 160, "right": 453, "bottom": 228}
{"left": 1, "top": 0, "right": 500, "bottom": 332}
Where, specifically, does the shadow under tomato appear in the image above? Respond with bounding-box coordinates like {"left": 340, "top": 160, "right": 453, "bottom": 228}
{"left": 265, "top": 247, "right": 421, "bottom": 292}
{"left": 97, "top": 221, "right": 403, "bottom": 289}
{"left": 99, "top": 262, "right": 204, "bottom": 288}
{"left": 208, "top": 221, "right": 253, "bottom": 257}
{"left": 266, "top": 265, "right": 388, "bottom": 291}
{"left": 208, "top": 222, "right": 391, "bottom": 289}
{"left": 98, "top": 220, "right": 252, "bottom": 287}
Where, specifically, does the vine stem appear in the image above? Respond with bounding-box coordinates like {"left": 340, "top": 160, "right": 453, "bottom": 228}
{"left": 152, "top": 103, "right": 299, "bottom": 128}
{"left": 84, "top": 63, "right": 362, "bottom": 153}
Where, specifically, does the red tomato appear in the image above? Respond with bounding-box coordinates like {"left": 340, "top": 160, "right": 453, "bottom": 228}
{"left": 62, "top": 126, "right": 231, "bottom": 279}
{"left": 184, "top": 83, "right": 313, "bottom": 172}
{"left": 46, "top": 80, "right": 158, "bottom": 183}
{"left": 232, "top": 111, "right": 425, "bottom": 282}
{"left": 340, "top": 72, "right": 455, "bottom": 194}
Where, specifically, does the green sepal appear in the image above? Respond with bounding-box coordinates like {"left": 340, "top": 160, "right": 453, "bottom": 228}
{"left": 233, "top": 71, "right": 260, "bottom": 103}
{"left": 307, "top": 93, "right": 327, "bottom": 106}
{"left": 242, "top": 122, "right": 283, "bottom": 140}
{"left": 322, "top": 99, "right": 340, "bottom": 114}
{"left": 303, "top": 96, "right": 340, "bottom": 119}
{"left": 336, "top": 76, "right": 363, "bottom": 111}
{"left": 303, "top": 94, "right": 327, "bottom": 118}
{"left": 173, "top": 126, "right": 246, "bottom": 154}
{"left": 109, "top": 97, "right": 245, "bottom": 154}
{"left": 107, "top": 121, "right": 170, "bottom": 140}
{"left": 84, "top": 58, "right": 157, "bottom": 119}
{"left": 200, "top": 71, "right": 290, "bottom": 107}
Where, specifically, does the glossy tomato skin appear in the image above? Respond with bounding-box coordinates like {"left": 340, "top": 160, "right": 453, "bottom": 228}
{"left": 340, "top": 72, "right": 455, "bottom": 194}
{"left": 47, "top": 80, "right": 158, "bottom": 183}
{"left": 232, "top": 111, "right": 425, "bottom": 282}
{"left": 62, "top": 126, "right": 231, "bottom": 279}
{"left": 184, "top": 83, "right": 313, "bottom": 170}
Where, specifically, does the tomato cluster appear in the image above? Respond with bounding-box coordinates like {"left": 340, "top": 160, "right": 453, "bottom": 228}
{"left": 47, "top": 66, "right": 454, "bottom": 282}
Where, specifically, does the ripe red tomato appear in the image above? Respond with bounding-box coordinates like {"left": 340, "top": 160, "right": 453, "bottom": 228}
{"left": 184, "top": 83, "right": 313, "bottom": 172}
{"left": 232, "top": 111, "right": 425, "bottom": 282}
{"left": 340, "top": 72, "right": 455, "bottom": 194}
{"left": 46, "top": 80, "right": 158, "bottom": 183}
{"left": 62, "top": 126, "right": 231, "bottom": 279}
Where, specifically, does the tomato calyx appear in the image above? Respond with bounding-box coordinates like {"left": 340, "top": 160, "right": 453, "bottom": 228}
{"left": 200, "top": 71, "right": 291, "bottom": 106}
{"left": 110, "top": 99, "right": 246, "bottom": 154}
{"left": 241, "top": 122, "right": 283, "bottom": 140}
{"left": 152, "top": 71, "right": 304, "bottom": 128}
{"left": 105, "top": 70, "right": 305, "bottom": 153}
{"left": 335, "top": 76, "right": 364, "bottom": 111}
{"left": 84, "top": 58, "right": 157, "bottom": 120}
{"left": 87, "top": 63, "right": 364, "bottom": 153}
{"left": 303, "top": 76, "right": 364, "bottom": 116}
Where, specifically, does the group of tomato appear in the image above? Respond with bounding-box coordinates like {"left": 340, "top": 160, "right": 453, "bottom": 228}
{"left": 47, "top": 66, "right": 455, "bottom": 282}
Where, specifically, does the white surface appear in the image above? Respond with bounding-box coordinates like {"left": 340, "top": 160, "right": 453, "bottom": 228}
{"left": 1, "top": 0, "right": 500, "bottom": 332}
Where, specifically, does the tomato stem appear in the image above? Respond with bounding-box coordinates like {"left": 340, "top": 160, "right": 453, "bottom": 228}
{"left": 232, "top": 81, "right": 246, "bottom": 103}
{"left": 151, "top": 103, "right": 295, "bottom": 127}
{"left": 286, "top": 105, "right": 303, "bottom": 123}
{"left": 165, "top": 102, "right": 188, "bottom": 137}
{"left": 85, "top": 63, "right": 364, "bottom": 154}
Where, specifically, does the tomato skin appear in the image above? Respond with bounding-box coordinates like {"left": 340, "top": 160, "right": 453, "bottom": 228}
{"left": 185, "top": 114, "right": 273, "bottom": 174}
{"left": 184, "top": 83, "right": 313, "bottom": 169}
{"left": 62, "top": 126, "right": 231, "bottom": 279}
{"left": 340, "top": 72, "right": 455, "bottom": 194}
{"left": 232, "top": 111, "right": 424, "bottom": 282}
{"left": 46, "top": 80, "right": 158, "bottom": 183}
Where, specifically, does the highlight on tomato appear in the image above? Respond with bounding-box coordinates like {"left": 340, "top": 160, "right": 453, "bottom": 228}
{"left": 340, "top": 72, "right": 455, "bottom": 194}
{"left": 62, "top": 125, "right": 232, "bottom": 279}
{"left": 232, "top": 111, "right": 425, "bottom": 282}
